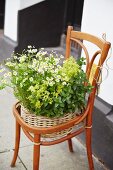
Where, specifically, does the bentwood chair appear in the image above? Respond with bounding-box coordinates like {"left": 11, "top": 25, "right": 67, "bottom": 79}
{"left": 11, "top": 26, "right": 111, "bottom": 170}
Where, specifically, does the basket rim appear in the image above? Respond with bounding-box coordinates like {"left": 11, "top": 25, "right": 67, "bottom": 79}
{"left": 21, "top": 105, "right": 78, "bottom": 120}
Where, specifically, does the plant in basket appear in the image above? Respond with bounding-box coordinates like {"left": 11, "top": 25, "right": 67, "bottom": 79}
{"left": 0, "top": 46, "right": 92, "bottom": 130}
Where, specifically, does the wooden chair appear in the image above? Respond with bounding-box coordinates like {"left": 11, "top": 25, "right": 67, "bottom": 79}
{"left": 11, "top": 26, "right": 111, "bottom": 170}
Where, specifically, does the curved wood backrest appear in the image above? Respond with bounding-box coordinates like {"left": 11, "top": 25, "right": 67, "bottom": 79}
{"left": 65, "top": 25, "right": 111, "bottom": 89}
{"left": 65, "top": 26, "right": 111, "bottom": 120}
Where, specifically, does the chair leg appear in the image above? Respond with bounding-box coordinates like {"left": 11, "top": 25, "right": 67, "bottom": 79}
{"left": 86, "top": 128, "right": 94, "bottom": 170}
{"left": 33, "top": 134, "right": 41, "bottom": 170}
{"left": 68, "top": 138, "right": 73, "bottom": 152}
{"left": 11, "top": 121, "right": 21, "bottom": 167}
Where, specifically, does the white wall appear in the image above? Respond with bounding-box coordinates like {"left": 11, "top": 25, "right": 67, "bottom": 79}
{"left": 19, "top": 0, "right": 44, "bottom": 10}
{"left": 4, "top": 0, "right": 20, "bottom": 41}
{"left": 4, "top": 0, "right": 44, "bottom": 42}
{"left": 82, "top": 0, "right": 113, "bottom": 105}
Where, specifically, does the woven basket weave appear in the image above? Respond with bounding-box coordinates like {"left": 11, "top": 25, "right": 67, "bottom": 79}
{"left": 21, "top": 106, "right": 76, "bottom": 138}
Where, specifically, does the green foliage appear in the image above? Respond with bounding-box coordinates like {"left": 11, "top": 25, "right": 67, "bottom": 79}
{"left": 0, "top": 46, "right": 92, "bottom": 117}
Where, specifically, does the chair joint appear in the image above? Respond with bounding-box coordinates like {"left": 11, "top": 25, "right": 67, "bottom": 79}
{"left": 85, "top": 125, "right": 92, "bottom": 129}
{"left": 34, "top": 142, "right": 41, "bottom": 146}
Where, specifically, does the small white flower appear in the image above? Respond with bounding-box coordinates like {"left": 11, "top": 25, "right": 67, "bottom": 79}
{"left": 42, "top": 51, "right": 47, "bottom": 55}
{"left": 24, "top": 72, "right": 28, "bottom": 76}
{"left": 4, "top": 73, "right": 8, "bottom": 78}
{"left": 28, "top": 65, "right": 31, "bottom": 69}
{"left": 57, "top": 75, "right": 61, "bottom": 79}
{"left": 38, "top": 68, "right": 44, "bottom": 74}
{"left": 29, "top": 77, "right": 33, "bottom": 82}
{"left": 60, "top": 55, "right": 64, "bottom": 59}
{"left": 6, "top": 58, "right": 10, "bottom": 60}
{"left": 1, "top": 79, "right": 7, "bottom": 84}
{"left": 33, "top": 59, "right": 37, "bottom": 64}
{"left": 23, "top": 78, "right": 27, "bottom": 83}
{"left": 45, "top": 57, "right": 49, "bottom": 61}
{"left": 46, "top": 77, "right": 50, "bottom": 81}
{"left": 39, "top": 56, "right": 42, "bottom": 60}
{"left": 62, "top": 82, "right": 67, "bottom": 85}
{"left": 13, "top": 71, "right": 17, "bottom": 76}
{"left": 49, "top": 82, "right": 54, "bottom": 86}
{"left": 13, "top": 55, "right": 17, "bottom": 59}
{"left": 7, "top": 72, "right": 12, "bottom": 77}
{"left": 27, "top": 49, "right": 32, "bottom": 53}
{"left": 28, "top": 45, "right": 32, "bottom": 48}
{"left": 29, "top": 86, "right": 35, "bottom": 92}
{"left": 55, "top": 58, "right": 60, "bottom": 64}
{"left": 20, "top": 83, "right": 23, "bottom": 87}
{"left": 54, "top": 69, "right": 59, "bottom": 73}
{"left": 32, "top": 49, "right": 37, "bottom": 53}
{"left": 56, "top": 79, "right": 60, "bottom": 82}
{"left": 19, "top": 55, "right": 26, "bottom": 63}
{"left": 57, "top": 65, "right": 61, "bottom": 69}
{"left": 50, "top": 78, "right": 53, "bottom": 81}
{"left": 5, "top": 62, "right": 14, "bottom": 67}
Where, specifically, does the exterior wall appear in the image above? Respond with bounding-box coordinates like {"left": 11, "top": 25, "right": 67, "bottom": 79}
{"left": 19, "top": 0, "right": 44, "bottom": 10}
{"left": 81, "top": 0, "right": 113, "bottom": 105}
{"left": 4, "top": 0, "right": 20, "bottom": 41}
{"left": 4, "top": 0, "right": 44, "bottom": 41}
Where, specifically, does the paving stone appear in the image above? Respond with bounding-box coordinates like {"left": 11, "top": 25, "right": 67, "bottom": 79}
{"left": 0, "top": 150, "right": 25, "bottom": 170}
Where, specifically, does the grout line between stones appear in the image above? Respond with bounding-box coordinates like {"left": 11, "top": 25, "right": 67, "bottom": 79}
{"left": 0, "top": 144, "right": 33, "bottom": 154}
{"left": 18, "top": 155, "right": 28, "bottom": 170}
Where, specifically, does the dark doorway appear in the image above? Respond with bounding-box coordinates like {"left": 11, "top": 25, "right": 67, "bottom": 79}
{"left": 64, "top": 0, "right": 84, "bottom": 33}
{"left": 0, "top": 0, "right": 5, "bottom": 29}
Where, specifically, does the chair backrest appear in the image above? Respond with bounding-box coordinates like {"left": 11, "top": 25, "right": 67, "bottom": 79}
{"left": 65, "top": 26, "right": 111, "bottom": 99}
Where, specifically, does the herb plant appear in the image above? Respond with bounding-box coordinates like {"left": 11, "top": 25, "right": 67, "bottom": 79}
{"left": 0, "top": 46, "right": 92, "bottom": 117}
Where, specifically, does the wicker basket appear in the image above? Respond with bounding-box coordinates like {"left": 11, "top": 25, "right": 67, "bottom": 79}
{"left": 21, "top": 106, "right": 77, "bottom": 139}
